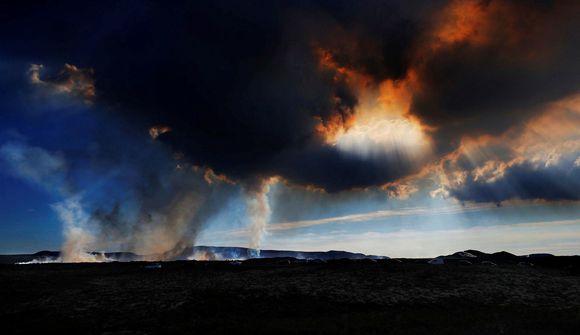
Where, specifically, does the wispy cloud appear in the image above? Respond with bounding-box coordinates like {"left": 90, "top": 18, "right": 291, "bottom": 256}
{"left": 269, "top": 203, "right": 498, "bottom": 231}
{"left": 202, "top": 202, "right": 501, "bottom": 240}
{"left": 0, "top": 140, "right": 69, "bottom": 193}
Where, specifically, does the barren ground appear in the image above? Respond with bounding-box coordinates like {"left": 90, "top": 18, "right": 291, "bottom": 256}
{"left": 1, "top": 260, "right": 580, "bottom": 334}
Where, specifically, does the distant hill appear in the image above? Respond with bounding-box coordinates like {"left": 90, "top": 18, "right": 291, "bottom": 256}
{"left": 0, "top": 247, "right": 386, "bottom": 264}
{"left": 33, "top": 250, "right": 60, "bottom": 258}
{"left": 183, "top": 246, "right": 386, "bottom": 261}
{"left": 426, "top": 250, "right": 566, "bottom": 266}
{"left": 2, "top": 248, "right": 575, "bottom": 265}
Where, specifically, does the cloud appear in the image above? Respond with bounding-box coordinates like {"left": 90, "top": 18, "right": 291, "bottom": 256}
{"left": 270, "top": 203, "right": 498, "bottom": 232}
{"left": 203, "top": 202, "right": 499, "bottom": 239}
{"left": 1, "top": 0, "right": 579, "bottom": 202}
{"left": 408, "top": 0, "right": 580, "bottom": 154}
{"left": 29, "top": 63, "right": 95, "bottom": 103}
{"left": 0, "top": 140, "right": 69, "bottom": 193}
{"left": 431, "top": 94, "right": 580, "bottom": 202}
{"left": 148, "top": 125, "right": 171, "bottom": 140}
{"left": 448, "top": 162, "right": 580, "bottom": 203}
{"left": 0, "top": 1, "right": 441, "bottom": 191}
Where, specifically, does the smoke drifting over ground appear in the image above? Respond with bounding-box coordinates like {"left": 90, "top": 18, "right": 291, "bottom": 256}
{"left": 0, "top": 129, "right": 240, "bottom": 261}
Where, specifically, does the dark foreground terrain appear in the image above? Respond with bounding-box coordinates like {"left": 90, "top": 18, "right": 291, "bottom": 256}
{"left": 2, "top": 257, "right": 580, "bottom": 334}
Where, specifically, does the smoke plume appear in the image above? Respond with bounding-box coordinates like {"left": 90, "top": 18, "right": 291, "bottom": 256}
{"left": 243, "top": 178, "right": 278, "bottom": 254}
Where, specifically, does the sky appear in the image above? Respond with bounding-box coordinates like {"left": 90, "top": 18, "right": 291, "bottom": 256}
{"left": 1, "top": 0, "right": 580, "bottom": 258}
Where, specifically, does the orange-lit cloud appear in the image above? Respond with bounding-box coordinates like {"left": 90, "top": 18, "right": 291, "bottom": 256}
{"left": 29, "top": 63, "right": 95, "bottom": 103}
{"left": 430, "top": 0, "right": 491, "bottom": 50}
{"left": 427, "top": 93, "right": 580, "bottom": 202}
{"left": 310, "top": 0, "right": 578, "bottom": 194}
{"left": 203, "top": 167, "right": 235, "bottom": 185}
{"left": 426, "top": 0, "right": 549, "bottom": 57}
{"left": 313, "top": 47, "right": 366, "bottom": 143}
{"left": 313, "top": 45, "right": 432, "bottom": 164}
{"left": 149, "top": 125, "right": 172, "bottom": 139}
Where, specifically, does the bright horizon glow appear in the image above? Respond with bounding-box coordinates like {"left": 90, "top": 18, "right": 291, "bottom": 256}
{"left": 196, "top": 199, "right": 580, "bottom": 258}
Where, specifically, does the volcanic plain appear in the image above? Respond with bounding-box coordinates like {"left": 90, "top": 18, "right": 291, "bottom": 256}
{"left": 1, "top": 253, "right": 580, "bottom": 334}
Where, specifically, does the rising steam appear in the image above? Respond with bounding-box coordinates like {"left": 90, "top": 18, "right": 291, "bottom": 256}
{"left": 244, "top": 178, "right": 278, "bottom": 254}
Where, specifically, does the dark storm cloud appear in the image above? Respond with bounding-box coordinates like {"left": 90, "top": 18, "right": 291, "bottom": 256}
{"left": 0, "top": 0, "right": 429, "bottom": 191}
{"left": 86, "top": 0, "right": 431, "bottom": 191}
{"left": 309, "top": 0, "right": 440, "bottom": 81}
{"left": 1, "top": 0, "right": 579, "bottom": 196}
{"left": 409, "top": 0, "right": 580, "bottom": 153}
{"left": 448, "top": 160, "right": 580, "bottom": 203}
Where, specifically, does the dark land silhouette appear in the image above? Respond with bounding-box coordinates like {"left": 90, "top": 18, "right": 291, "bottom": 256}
{"left": 1, "top": 249, "right": 580, "bottom": 334}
